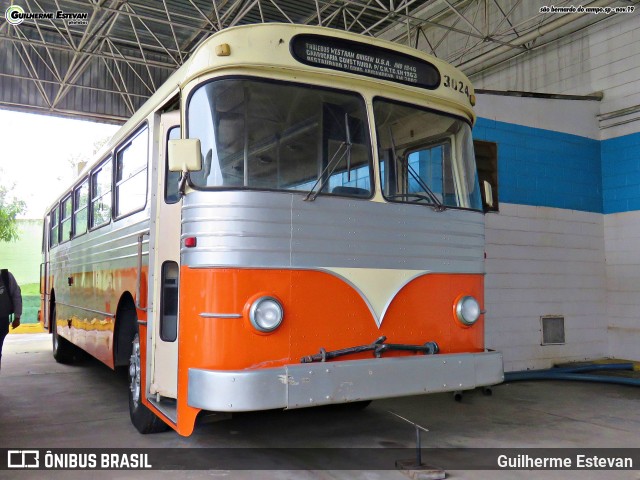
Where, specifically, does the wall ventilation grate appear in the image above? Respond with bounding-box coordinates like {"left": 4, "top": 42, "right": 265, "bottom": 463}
{"left": 541, "top": 316, "right": 565, "bottom": 345}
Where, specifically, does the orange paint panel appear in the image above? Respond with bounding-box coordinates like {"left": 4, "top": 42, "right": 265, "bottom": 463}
{"left": 178, "top": 267, "right": 483, "bottom": 371}
{"left": 52, "top": 266, "right": 148, "bottom": 369}
{"left": 178, "top": 268, "right": 290, "bottom": 368}
{"left": 175, "top": 267, "right": 484, "bottom": 435}
{"left": 58, "top": 316, "right": 115, "bottom": 367}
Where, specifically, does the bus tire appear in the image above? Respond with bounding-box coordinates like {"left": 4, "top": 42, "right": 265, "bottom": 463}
{"left": 343, "top": 400, "right": 372, "bottom": 410}
{"left": 51, "top": 304, "right": 77, "bottom": 364}
{"left": 128, "top": 331, "right": 169, "bottom": 434}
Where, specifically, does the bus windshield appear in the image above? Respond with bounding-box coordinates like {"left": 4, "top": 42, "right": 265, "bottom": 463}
{"left": 187, "top": 78, "right": 373, "bottom": 198}
{"left": 374, "top": 98, "right": 482, "bottom": 211}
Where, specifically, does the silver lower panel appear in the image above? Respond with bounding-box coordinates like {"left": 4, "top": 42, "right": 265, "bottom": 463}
{"left": 188, "top": 352, "right": 503, "bottom": 412}
{"left": 181, "top": 191, "right": 485, "bottom": 273}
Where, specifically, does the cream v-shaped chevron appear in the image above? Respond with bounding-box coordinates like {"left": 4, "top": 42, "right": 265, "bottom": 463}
{"left": 322, "top": 268, "right": 430, "bottom": 327}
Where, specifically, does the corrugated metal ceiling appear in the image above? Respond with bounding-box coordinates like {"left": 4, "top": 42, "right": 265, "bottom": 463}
{"left": 0, "top": 0, "right": 635, "bottom": 123}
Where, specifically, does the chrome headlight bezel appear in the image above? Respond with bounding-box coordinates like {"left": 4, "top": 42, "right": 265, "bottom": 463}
{"left": 455, "top": 296, "right": 481, "bottom": 326}
{"left": 249, "top": 296, "right": 284, "bottom": 333}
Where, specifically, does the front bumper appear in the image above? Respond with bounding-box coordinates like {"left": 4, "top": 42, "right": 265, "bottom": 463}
{"left": 188, "top": 351, "right": 503, "bottom": 412}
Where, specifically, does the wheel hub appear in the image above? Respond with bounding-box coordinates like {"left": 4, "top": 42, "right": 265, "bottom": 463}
{"left": 129, "top": 335, "right": 141, "bottom": 408}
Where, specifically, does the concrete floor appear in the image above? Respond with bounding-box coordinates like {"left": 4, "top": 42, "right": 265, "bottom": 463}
{"left": 1, "top": 333, "right": 639, "bottom": 480}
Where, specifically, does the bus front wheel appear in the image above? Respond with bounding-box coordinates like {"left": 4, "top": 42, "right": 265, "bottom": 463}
{"left": 128, "top": 332, "right": 169, "bottom": 434}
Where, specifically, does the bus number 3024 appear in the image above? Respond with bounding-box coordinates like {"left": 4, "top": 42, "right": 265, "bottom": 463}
{"left": 443, "top": 74, "right": 470, "bottom": 98}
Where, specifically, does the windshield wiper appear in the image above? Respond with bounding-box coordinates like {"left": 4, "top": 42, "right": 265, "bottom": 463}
{"left": 406, "top": 163, "right": 446, "bottom": 212}
{"left": 304, "top": 112, "right": 352, "bottom": 202}
{"left": 387, "top": 127, "right": 446, "bottom": 212}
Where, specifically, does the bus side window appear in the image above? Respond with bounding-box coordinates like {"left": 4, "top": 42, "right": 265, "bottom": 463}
{"left": 73, "top": 180, "right": 89, "bottom": 237}
{"left": 91, "top": 158, "right": 112, "bottom": 229}
{"left": 160, "top": 261, "right": 179, "bottom": 342}
{"left": 50, "top": 207, "right": 59, "bottom": 247}
{"left": 474, "top": 140, "right": 499, "bottom": 212}
{"left": 115, "top": 126, "right": 149, "bottom": 218}
{"left": 165, "top": 126, "right": 181, "bottom": 204}
{"left": 60, "top": 195, "right": 73, "bottom": 242}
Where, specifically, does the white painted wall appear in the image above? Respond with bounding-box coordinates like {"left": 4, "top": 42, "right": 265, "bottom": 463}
{"left": 472, "top": 13, "right": 640, "bottom": 140}
{"left": 470, "top": 13, "right": 640, "bottom": 367}
{"left": 475, "top": 93, "right": 600, "bottom": 139}
{"left": 485, "top": 204, "right": 608, "bottom": 372}
{"left": 604, "top": 211, "right": 640, "bottom": 360}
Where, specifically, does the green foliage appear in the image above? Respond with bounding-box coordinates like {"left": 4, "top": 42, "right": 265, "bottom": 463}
{"left": 0, "top": 184, "right": 26, "bottom": 242}
{"left": 20, "top": 283, "right": 40, "bottom": 295}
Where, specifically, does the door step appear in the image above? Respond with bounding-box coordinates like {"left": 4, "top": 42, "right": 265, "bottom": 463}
{"left": 148, "top": 395, "right": 177, "bottom": 424}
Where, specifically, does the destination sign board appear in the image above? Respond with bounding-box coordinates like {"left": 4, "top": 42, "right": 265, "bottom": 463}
{"left": 290, "top": 34, "right": 440, "bottom": 90}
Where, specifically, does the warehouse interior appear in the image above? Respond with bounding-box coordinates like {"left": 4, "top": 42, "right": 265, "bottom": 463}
{"left": 1, "top": 2, "right": 640, "bottom": 476}
{"left": 2, "top": 0, "right": 638, "bottom": 372}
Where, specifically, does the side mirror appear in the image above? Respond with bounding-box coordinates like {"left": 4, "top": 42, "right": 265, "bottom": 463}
{"left": 483, "top": 180, "right": 494, "bottom": 209}
{"left": 168, "top": 139, "right": 202, "bottom": 172}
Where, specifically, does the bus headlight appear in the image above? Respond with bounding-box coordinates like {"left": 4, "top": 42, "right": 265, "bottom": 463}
{"left": 455, "top": 296, "right": 481, "bottom": 326}
{"left": 249, "top": 296, "right": 284, "bottom": 332}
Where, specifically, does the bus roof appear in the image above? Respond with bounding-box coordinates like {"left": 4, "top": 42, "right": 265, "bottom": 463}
{"left": 183, "top": 24, "right": 475, "bottom": 117}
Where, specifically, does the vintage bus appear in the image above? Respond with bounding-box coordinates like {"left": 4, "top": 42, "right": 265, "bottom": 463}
{"left": 40, "top": 23, "right": 503, "bottom": 436}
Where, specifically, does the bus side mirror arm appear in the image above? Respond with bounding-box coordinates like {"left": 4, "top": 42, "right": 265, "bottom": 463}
{"left": 178, "top": 172, "right": 189, "bottom": 197}
{"left": 168, "top": 138, "right": 202, "bottom": 197}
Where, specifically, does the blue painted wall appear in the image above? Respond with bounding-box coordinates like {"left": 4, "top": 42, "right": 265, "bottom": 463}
{"left": 474, "top": 118, "right": 603, "bottom": 213}
{"left": 601, "top": 131, "right": 640, "bottom": 214}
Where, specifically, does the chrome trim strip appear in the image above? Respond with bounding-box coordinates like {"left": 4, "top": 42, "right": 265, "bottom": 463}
{"left": 189, "top": 266, "right": 440, "bottom": 329}
{"left": 190, "top": 266, "right": 477, "bottom": 329}
{"left": 199, "top": 313, "right": 243, "bottom": 319}
{"left": 188, "top": 352, "right": 503, "bottom": 412}
{"left": 54, "top": 302, "right": 115, "bottom": 318}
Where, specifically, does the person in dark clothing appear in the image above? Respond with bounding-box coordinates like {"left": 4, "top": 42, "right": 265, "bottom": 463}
{"left": 0, "top": 269, "right": 22, "bottom": 370}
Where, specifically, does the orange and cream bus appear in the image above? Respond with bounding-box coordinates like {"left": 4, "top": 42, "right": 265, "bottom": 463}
{"left": 40, "top": 23, "right": 503, "bottom": 436}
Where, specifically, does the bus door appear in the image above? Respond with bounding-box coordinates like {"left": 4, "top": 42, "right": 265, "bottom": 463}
{"left": 147, "top": 110, "right": 182, "bottom": 418}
